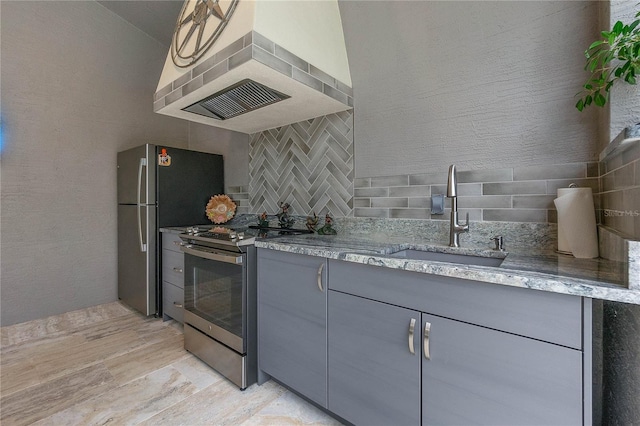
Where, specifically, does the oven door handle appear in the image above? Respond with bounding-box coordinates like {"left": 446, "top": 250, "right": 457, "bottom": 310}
{"left": 180, "top": 245, "right": 243, "bottom": 264}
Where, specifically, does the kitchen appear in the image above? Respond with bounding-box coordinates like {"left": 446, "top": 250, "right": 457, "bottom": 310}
{"left": 2, "top": 0, "right": 639, "bottom": 424}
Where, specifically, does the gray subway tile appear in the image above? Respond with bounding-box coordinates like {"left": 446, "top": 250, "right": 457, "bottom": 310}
{"left": 483, "top": 209, "right": 548, "bottom": 223}
{"left": 410, "top": 173, "right": 445, "bottom": 186}
{"left": 512, "top": 195, "right": 556, "bottom": 209}
{"left": 546, "top": 178, "right": 599, "bottom": 195}
{"left": 354, "top": 208, "right": 389, "bottom": 218}
{"left": 227, "top": 45, "right": 252, "bottom": 71}
{"left": 182, "top": 74, "right": 203, "bottom": 96}
{"left": 354, "top": 198, "right": 371, "bottom": 208}
{"left": 614, "top": 162, "right": 636, "bottom": 190}
{"left": 354, "top": 178, "right": 371, "bottom": 188}
{"left": 173, "top": 70, "right": 192, "bottom": 90}
{"left": 347, "top": 96, "right": 353, "bottom": 108}
{"left": 409, "top": 197, "right": 430, "bottom": 208}
{"left": 153, "top": 98, "right": 165, "bottom": 112}
{"left": 457, "top": 195, "right": 511, "bottom": 209}
{"left": 243, "top": 32, "right": 253, "bottom": 47}
{"left": 354, "top": 187, "right": 388, "bottom": 197}
{"left": 323, "top": 84, "right": 348, "bottom": 104}
{"left": 390, "top": 208, "right": 431, "bottom": 219}
{"left": 216, "top": 37, "right": 245, "bottom": 61}
{"left": 547, "top": 209, "right": 558, "bottom": 223}
{"left": 371, "top": 198, "right": 408, "bottom": 208}
{"left": 154, "top": 83, "right": 173, "bottom": 102}
{"left": 604, "top": 154, "right": 624, "bottom": 174}
{"left": 193, "top": 53, "right": 221, "bottom": 78}
{"left": 432, "top": 183, "right": 482, "bottom": 196}
{"left": 514, "top": 163, "right": 586, "bottom": 181}
{"left": 587, "top": 162, "right": 599, "bottom": 178}
{"left": 274, "top": 45, "right": 309, "bottom": 72}
{"left": 252, "top": 45, "right": 292, "bottom": 77}
{"left": 336, "top": 80, "right": 354, "bottom": 97}
{"left": 165, "top": 87, "right": 183, "bottom": 105}
{"left": 457, "top": 168, "right": 513, "bottom": 183}
{"left": 203, "top": 61, "right": 230, "bottom": 84}
{"left": 459, "top": 208, "right": 482, "bottom": 222}
{"left": 389, "top": 185, "right": 431, "bottom": 198}
{"left": 309, "top": 65, "right": 336, "bottom": 87}
{"left": 252, "top": 31, "right": 275, "bottom": 54}
{"left": 292, "top": 68, "right": 323, "bottom": 92}
{"left": 371, "top": 175, "right": 409, "bottom": 187}
{"left": 602, "top": 172, "right": 615, "bottom": 192}
{"left": 621, "top": 142, "right": 640, "bottom": 168}
{"left": 483, "top": 181, "right": 546, "bottom": 196}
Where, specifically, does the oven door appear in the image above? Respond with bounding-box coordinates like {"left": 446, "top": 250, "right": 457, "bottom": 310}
{"left": 181, "top": 244, "right": 246, "bottom": 354}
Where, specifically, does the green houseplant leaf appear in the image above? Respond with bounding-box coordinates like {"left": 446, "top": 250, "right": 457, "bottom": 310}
{"left": 576, "top": 7, "right": 640, "bottom": 111}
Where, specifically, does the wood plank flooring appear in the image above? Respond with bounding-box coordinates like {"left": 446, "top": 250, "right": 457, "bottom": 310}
{"left": 0, "top": 302, "right": 342, "bottom": 425}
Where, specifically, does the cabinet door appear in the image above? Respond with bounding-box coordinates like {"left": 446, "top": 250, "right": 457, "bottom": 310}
{"left": 162, "top": 249, "right": 184, "bottom": 288}
{"left": 328, "top": 291, "right": 421, "bottom": 426}
{"left": 422, "top": 314, "right": 583, "bottom": 425}
{"left": 162, "top": 281, "right": 184, "bottom": 323}
{"left": 257, "top": 249, "right": 327, "bottom": 407}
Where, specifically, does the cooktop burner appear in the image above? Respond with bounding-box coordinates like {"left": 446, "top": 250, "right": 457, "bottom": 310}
{"left": 180, "top": 224, "right": 313, "bottom": 250}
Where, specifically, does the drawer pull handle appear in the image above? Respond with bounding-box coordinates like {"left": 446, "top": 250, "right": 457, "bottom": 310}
{"left": 424, "top": 322, "right": 431, "bottom": 360}
{"left": 409, "top": 318, "right": 416, "bottom": 355}
{"left": 173, "top": 302, "right": 183, "bottom": 308}
{"left": 317, "top": 263, "right": 324, "bottom": 292}
{"left": 172, "top": 267, "right": 183, "bottom": 273}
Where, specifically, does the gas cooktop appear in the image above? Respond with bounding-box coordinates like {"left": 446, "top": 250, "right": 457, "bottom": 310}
{"left": 179, "top": 224, "right": 313, "bottom": 250}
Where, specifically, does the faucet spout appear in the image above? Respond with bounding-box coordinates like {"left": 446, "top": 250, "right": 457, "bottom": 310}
{"left": 446, "top": 164, "right": 469, "bottom": 247}
{"left": 447, "top": 165, "right": 457, "bottom": 197}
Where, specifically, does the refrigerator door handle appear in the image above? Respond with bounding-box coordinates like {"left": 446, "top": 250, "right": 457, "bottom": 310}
{"left": 137, "top": 157, "right": 147, "bottom": 252}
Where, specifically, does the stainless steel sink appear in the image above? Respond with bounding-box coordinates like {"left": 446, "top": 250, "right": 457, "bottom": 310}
{"left": 389, "top": 249, "right": 506, "bottom": 267}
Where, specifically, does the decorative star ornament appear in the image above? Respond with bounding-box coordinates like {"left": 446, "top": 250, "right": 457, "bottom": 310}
{"left": 171, "top": 0, "right": 239, "bottom": 68}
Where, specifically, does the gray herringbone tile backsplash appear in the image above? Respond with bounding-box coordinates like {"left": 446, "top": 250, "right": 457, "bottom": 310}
{"left": 249, "top": 111, "right": 354, "bottom": 218}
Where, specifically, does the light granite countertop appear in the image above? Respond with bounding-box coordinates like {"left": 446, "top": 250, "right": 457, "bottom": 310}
{"left": 254, "top": 233, "right": 640, "bottom": 305}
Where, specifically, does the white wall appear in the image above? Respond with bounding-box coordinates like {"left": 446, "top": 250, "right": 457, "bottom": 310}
{"left": 0, "top": 1, "right": 189, "bottom": 325}
{"left": 338, "top": 1, "right": 603, "bottom": 177}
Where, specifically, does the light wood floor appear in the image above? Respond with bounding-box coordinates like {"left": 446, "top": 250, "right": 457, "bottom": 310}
{"left": 0, "top": 302, "right": 342, "bottom": 426}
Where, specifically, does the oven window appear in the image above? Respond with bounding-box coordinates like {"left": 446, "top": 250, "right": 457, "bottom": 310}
{"left": 184, "top": 254, "right": 245, "bottom": 339}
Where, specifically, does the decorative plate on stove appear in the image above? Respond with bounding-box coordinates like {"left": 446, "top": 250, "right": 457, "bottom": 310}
{"left": 206, "top": 194, "right": 236, "bottom": 224}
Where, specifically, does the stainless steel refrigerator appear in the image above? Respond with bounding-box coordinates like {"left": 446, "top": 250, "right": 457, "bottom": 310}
{"left": 117, "top": 144, "right": 224, "bottom": 316}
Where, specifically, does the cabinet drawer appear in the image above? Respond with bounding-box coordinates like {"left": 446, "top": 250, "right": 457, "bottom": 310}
{"left": 328, "top": 259, "right": 583, "bottom": 349}
{"left": 163, "top": 281, "right": 184, "bottom": 323}
{"left": 162, "top": 249, "right": 184, "bottom": 288}
{"left": 162, "top": 232, "right": 183, "bottom": 253}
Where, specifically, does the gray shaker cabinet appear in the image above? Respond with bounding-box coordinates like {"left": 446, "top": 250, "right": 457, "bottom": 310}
{"left": 161, "top": 232, "right": 184, "bottom": 323}
{"left": 257, "top": 249, "right": 328, "bottom": 408}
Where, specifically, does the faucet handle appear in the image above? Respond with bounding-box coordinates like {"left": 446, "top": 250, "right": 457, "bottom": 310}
{"left": 491, "top": 236, "right": 504, "bottom": 251}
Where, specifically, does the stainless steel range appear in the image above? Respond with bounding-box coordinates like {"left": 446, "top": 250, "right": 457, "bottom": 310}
{"left": 178, "top": 224, "right": 310, "bottom": 389}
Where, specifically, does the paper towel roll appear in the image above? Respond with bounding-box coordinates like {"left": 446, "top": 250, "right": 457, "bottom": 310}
{"left": 554, "top": 187, "right": 599, "bottom": 258}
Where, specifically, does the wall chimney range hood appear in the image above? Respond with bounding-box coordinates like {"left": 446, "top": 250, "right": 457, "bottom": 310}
{"left": 154, "top": 0, "right": 353, "bottom": 134}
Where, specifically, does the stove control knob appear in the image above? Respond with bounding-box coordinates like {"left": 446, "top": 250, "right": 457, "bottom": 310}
{"left": 237, "top": 232, "right": 245, "bottom": 240}
{"left": 229, "top": 232, "right": 237, "bottom": 240}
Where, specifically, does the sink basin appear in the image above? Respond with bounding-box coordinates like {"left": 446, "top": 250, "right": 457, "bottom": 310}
{"left": 389, "top": 249, "right": 506, "bottom": 267}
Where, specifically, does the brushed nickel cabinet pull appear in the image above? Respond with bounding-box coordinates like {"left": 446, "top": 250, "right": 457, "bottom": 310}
{"left": 173, "top": 302, "right": 183, "bottom": 308}
{"left": 409, "top": 318, "right": 416, "bottom": 355}
{"left": 424, "top": 322, "right": 431, "bottom": 360}
{"left": 317, "top": 263, "right": 325, "bottom": 292}
{"left": 172, "top": 267, "right": 183, "bottom": 273}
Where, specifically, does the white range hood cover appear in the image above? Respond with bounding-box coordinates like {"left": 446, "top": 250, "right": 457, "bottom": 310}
{"left": 154, "top": 0, "right": 353, "bottom": 134}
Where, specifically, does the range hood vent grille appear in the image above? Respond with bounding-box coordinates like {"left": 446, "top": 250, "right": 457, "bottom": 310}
{"left": 182, "top": 79, "right": 290, "bottom": 120}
